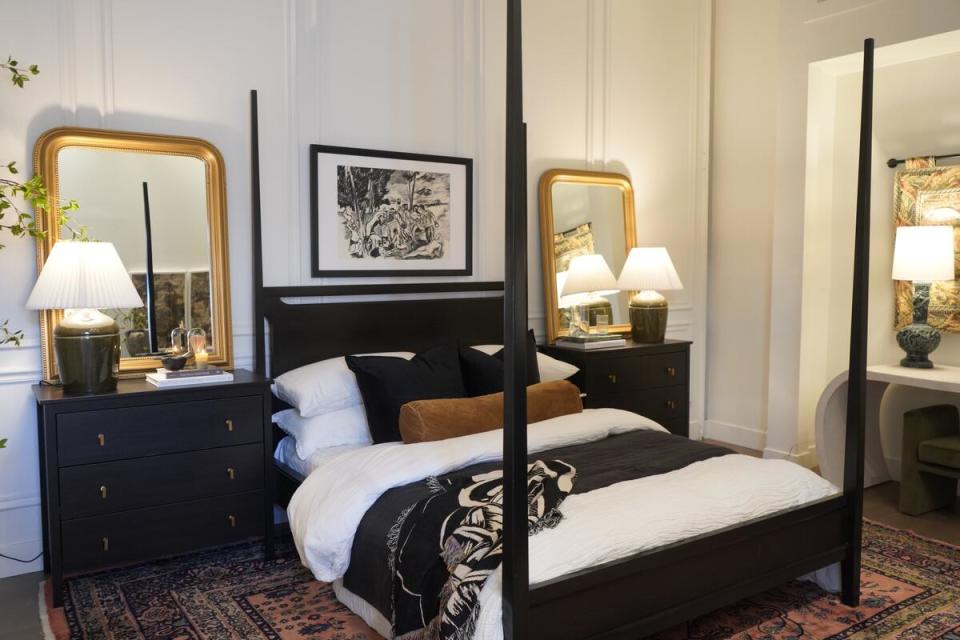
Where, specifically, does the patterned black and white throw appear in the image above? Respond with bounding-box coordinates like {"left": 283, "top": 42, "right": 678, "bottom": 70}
{"left": 390, "top": 459, "right": 576, "bottom": 640}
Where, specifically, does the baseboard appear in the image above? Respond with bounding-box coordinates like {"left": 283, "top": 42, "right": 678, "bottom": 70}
{"left": 764, "top": 444, "right": 818, "bottom": 469}
{"left": 0, "top": 537, "right": 43, "bottom": 578}
{"left": 703, "top": 419, "right": 765, "bottom": 450}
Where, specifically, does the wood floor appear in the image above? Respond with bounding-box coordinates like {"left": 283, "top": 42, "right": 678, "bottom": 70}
{"left": 0, "top": 477, "right": 954, "bottom": 639}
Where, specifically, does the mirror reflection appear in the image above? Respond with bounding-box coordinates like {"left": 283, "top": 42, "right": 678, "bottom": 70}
{"left": 57, "top": 148, "right": 213, "bottom": 357}
{"left": 539, "top": 170, "right": 637, "bottom": 342}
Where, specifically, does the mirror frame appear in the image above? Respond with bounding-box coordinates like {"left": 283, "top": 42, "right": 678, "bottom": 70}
{"left": 538, "top": 169, "right": 637, "bottom": 343}
{"left": 33, "top": 127, "right": 233, "bottom": 379}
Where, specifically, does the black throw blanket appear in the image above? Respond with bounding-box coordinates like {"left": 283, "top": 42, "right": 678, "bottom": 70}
{"left": 391, "top": 460, "right": 576, "bottom": 640}
{"left": 342, "top": 429, "right": 733, "bottom": 628}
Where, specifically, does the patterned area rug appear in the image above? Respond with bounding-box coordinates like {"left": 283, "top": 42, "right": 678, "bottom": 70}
{"left": 41, "top": 520, "right": 959, "bottom": 639}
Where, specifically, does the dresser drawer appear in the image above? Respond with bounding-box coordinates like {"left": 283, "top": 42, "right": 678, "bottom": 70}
{"left": 584, "top": 352, "right": 686, "bottom": 394}
{"left": 59, "top": 444, "right": 264, "bottom": 519}
{"left": 586, "top": 386, "right": 689, "bottom": 433}
{"left": 57, "top": 396, "right": 263, "bottom": 465}
{"left": 60, "top": 491, "right": 264, "bottom": 573}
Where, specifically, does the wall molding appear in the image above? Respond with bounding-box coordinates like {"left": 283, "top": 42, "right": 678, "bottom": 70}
{"left": 99, "top": 0, "right": 116, "bottom": 126}
{"left": 688, "top": 0, "right": 713, "bottom": 435}
{"left": 585, "top": 0, "right": 609, "bottom": 170}
{"left": 704, "top": 419, "right": 765, "bottom": 450}
{"left": 56, "top": 0, "right": 78, "bottom": 122}
{"left": 0, "top": 493, "right": 40, "bottom": 513}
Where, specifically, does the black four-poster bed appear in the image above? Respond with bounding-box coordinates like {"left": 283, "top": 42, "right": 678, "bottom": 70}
{"left": 250, "top": 4, "right": 875, "bottom": 637}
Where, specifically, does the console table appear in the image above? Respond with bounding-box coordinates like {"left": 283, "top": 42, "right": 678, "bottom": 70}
{"left": 815, "top": 364, "right": 960, "bottom": 487}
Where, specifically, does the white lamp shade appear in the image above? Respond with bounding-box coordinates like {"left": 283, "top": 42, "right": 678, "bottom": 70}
{"left": 561, "top": 254, "right": 619, "bottom": 297}
{"left": 892, "top": 226, "right": 955, "bottom": 282}
{"left": 556, "top": 270, "right": 589, "bottom": 307}
{"left": 617, "top": 247, "right": 683, "bottom": 291}
{"left": 26, "top": 241, "right": 144, "bottom": 310}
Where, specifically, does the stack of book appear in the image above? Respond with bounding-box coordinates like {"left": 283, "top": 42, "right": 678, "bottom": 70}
{"left": 554, "top": 335, "right": 627, "bottom": 350}
{"left": 145, "top": 367, "right": 234, "bottom": 388}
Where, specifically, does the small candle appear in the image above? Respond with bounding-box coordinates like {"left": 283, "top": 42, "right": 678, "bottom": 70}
{"left": 194, "top": 349, "right": 209, "bottom": 369}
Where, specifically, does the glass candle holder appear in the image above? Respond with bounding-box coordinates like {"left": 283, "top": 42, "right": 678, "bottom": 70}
{"left": 595, "top": 314, "right": 609, "bottom": 335}
{"left": 187, "top": 328, "right": 207, "bottom": 355}
{"left": 170, "top": 323, "right": 188, "bottom": 354}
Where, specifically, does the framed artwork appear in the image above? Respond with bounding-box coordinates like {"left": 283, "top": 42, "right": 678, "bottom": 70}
{"left": 894, "top": 163, "right": 960, "bottom": 332}
{"left": 310, "top": 145, "right": 473, "bottom": 277}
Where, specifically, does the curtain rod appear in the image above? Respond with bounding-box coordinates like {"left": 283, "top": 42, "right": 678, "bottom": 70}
{"left": 887, "top": 152, "right": 960, "bottom": 168}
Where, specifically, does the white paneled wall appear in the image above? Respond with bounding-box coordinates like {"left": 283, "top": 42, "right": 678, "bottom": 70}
{"left": 0, "top": 0, "right": 709, "bottom": 578}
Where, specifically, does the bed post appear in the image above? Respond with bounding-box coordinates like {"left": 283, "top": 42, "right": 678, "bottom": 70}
{"left": 841, "top": 37, "right": 874, "bottom": 607}
{"left": 502, "top": 0, "right": 529, "bottom": 638}
{"left": 251, "top": 89, "right": 266, "bottom": 377}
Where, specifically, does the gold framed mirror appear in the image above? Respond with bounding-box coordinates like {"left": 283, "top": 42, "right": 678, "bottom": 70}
{"left": 539, "top": 169, "right": 637, "bottom": 342}
{"left": 33, "top": 127, "right": 232, "bottom": 379}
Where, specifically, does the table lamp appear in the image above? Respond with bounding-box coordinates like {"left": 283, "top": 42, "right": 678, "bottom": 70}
{"left": 560, "top": 254, "right": 619, "bottom": 336}
{"left": 892, "top": 225, "right": 955, "bottom": 369}
{"left": 616, "top": 247, "right": 683, "bottom": 343}
{"left": 27, "top": 241, "right": 143, "bottom": 393}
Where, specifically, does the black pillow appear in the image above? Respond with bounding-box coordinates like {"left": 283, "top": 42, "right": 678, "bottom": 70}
{"left": 347, "top": 343, "right": 466, "bottom": 443}
{"left": 458, "top": 347, "right": 505, "bottom": 396}
{"left": 458, "top": 329, "right": 541, "bottom": 397}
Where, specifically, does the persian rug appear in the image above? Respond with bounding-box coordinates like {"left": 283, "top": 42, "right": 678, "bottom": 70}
{"left": 41, "top": 520, "right": 960, "bottom": 640}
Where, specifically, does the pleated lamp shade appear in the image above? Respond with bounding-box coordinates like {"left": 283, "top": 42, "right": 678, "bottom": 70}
{"left": 617, "top": 247, "right": 683, "bottom": 292}
{"left": 561, "top": 254, "right": 619, "bottom": 297}
{"left": 27, "top": 241, "right": 143, "bottom": 311}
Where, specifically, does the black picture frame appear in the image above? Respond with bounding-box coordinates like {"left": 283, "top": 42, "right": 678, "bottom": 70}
{"left": 309, "top": 144, "right": 473, "bottom": 277}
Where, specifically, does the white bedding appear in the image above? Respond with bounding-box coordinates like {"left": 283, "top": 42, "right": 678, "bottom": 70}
{"left": 274, "top": 435, "right": 367, "bottom": 478}
{"left": 287, "top": 408, "right": 841, "bottom": 639}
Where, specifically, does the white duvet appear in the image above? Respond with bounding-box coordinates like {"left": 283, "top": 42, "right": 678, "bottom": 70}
{"left": 288, "top": 408, "right": 840, "bottom": 639}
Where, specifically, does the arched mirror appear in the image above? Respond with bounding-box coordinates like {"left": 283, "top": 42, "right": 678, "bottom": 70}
{"left": 33, "top": 127, "right": 232, "bottom": 379}
{"left": 538, "top": 169, "right": 637, "bottom": 342}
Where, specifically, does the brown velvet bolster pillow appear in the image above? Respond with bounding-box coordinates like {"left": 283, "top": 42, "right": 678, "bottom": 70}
{"left": 398, "top": 380, "right": 583, "bottom": 444}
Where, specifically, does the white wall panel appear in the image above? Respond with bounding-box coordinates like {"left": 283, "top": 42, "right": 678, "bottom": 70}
{"left": 0, "top": 0, "right": 709, "bottom": 577}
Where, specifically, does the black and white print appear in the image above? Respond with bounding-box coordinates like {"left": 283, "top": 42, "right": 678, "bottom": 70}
{"left": 337, "top": 166, "right": 450, "bottom": 261}
{"left": 311, "top": 145, "right": 472, "bottom": 277}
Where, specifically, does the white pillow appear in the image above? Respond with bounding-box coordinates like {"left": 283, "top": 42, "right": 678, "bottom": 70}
{"left": 273, "top": 405, "right": 372, "bottom": 459}
{"left": 470, "top": 345, "right": 579, "bottom": 382}
{"left": 273, "top": 352, "right": 414, "bottom": 417}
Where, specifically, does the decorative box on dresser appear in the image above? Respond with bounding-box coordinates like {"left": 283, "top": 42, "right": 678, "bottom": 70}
{"left": 539, "top": 339, "right": 692, "bottom": 437}
{"left": 33, "top": 369, "right": 273, "bottom": 606}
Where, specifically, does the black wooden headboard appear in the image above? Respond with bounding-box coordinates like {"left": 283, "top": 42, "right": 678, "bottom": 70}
{"left": 259, "top": 282, "right": 504, "bottom": 378}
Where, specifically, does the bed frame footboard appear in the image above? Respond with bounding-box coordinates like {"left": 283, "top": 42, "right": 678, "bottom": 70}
{"left": 528, "top": 495, "right": 849, "bottom": 639}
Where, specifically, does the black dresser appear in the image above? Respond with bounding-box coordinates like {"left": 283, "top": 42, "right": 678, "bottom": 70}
{"left": 540, "top": 339, "right": 691, "bottom": 437}
{"left": 33, "top": 369, "right": 273, "bottom": 606}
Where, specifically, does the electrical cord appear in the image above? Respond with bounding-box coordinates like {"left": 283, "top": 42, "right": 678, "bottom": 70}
{"left": 0, "top": 550, "right": 42, "bottom": 563}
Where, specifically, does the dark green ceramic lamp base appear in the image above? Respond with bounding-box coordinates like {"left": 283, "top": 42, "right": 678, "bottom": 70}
{"left": 629, "top": 290, "right": 668, "bottom": 343}
{"left": 898, "top": 282, "right": 941, "bottom": 369}
{"left": 54, "top": 316, "right": 121, "bottom": 394}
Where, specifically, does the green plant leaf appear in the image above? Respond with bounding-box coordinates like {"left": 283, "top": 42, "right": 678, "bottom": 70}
{"left": 0, "top": 438, "right": 7, "bottom": 449}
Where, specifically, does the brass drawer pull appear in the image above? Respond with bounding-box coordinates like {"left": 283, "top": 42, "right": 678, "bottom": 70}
{"left": 607, "top": 374, "right": 617, "bottom": 384}
{"left": 665, "top": 367, "right": 677, "bottom": 377}
{"left": 225, "top": 419, "right": 234, "bottom": 432}
{"left": 97, "top": 433, "right": 106, "bottom": 447}
{"left": 99, "top": 485, "right": 108, "bottom": 500}
{"left": 665, "top": 400, "right": 678, "bottom": 410}
{"left": 101, "top": 537, "right": 109, "bottom": 552}
{"left": 227, "top": 467, "right": 235, "bottom": 480}
{"left": 228, "top": 515, "right": 237, "bottom": 528}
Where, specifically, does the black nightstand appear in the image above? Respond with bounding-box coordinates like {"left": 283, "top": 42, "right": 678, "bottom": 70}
{"left": 33, "top": 369, "right": 273, "bottom": 606}
{"left": 540, "top": 339, "right": 691, "bottom": 437}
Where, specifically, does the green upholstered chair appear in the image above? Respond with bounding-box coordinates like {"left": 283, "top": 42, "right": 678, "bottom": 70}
{"left": 900, "top": 404, "right": 960, "bottom": 516}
